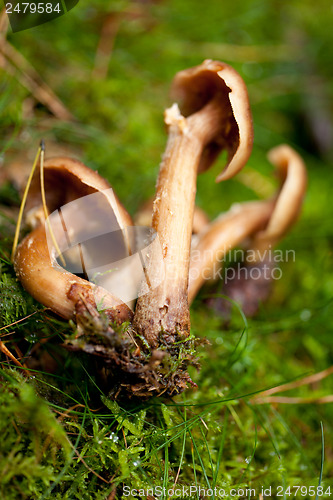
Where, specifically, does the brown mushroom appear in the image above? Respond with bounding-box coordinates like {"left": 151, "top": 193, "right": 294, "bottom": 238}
{"left": 188, "top": 144, "right": 307, "bottom": 310}
{"left": 14, "top": 157, "right": 134, "bottom": 324}
{"left": 249, "top": 144, "right": 307, "bottom": 260}
{"left": 133, "top": 59, "right": 253, "bottom": 348}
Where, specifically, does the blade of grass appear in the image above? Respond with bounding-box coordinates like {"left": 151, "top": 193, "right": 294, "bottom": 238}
{"left": 188, "top": 427, "right": 212, "bottom": 490}
{"left": 212, "top": 409, "right": 228, "bottom": 488}
{"left": 11, "top": 144, "right": 41, "bottom": 261}
{"left": 315, "top": 422, "right": 325, "bottom": 500}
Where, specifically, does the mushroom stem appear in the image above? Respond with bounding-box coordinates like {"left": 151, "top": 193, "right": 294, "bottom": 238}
{"left": 188, "top": 200, "right": 275, "bottom": 304}
{"left": 134, "top": 108, "right": 217, "bottom": 345}
{"left": 134, "top": 199, "right": 210, "bottom": 234}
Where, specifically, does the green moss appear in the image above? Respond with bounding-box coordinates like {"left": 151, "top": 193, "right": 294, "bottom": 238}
{"left": 0, "top": 368, "right": 70, "bottom": 499}
{"left": 0, "top": 272, "right": 27, "bottom": 326}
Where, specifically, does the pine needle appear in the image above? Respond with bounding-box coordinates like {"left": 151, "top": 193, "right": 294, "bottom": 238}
{"left": 11, "top": 141, "right": 66, "bottom": 267}
{"left": 39, "top": 140, "right": 66, "bottom": 266}
{"left": 11, "top": 145, "right": 41, "bottom": 262}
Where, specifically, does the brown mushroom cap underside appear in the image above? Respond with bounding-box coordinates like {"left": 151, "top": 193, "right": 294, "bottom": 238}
{"left": 25, "top": 157, "right": 133, "bottom": 229}
{"left": 14, "top": 156, "right": 134, "bottom": 324}
{"left": 171, "top": 59, "right": 253, "bottom": 182}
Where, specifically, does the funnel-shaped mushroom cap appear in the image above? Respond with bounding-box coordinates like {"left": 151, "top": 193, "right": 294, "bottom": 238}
{"left": 171, "top": 59, "right": 253, "bottom": 182}
{"left": 14, "top": 156, "right": 134, "bottom": 323}
{"left": 25, "top": 157, "right": 132, "bottom": 230}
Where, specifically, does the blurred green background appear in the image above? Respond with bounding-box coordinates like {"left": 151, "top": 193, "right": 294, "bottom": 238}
{"left": 1, "top": 0, "right": 333, "bottom": 498}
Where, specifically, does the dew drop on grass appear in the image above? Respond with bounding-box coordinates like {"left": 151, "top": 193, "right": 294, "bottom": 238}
{"left": 109, "top": 432, "right": 119, "bottom": 443}
{"left": 27, "top": 333, "right": 38, "bottom": 343}
{"left": 245, "top": 456, "right": 252, "bottom": 464}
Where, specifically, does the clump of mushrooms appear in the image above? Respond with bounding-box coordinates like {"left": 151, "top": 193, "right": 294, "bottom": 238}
{"left": 12, "top": 60, "right": 306, "bottom": 399}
